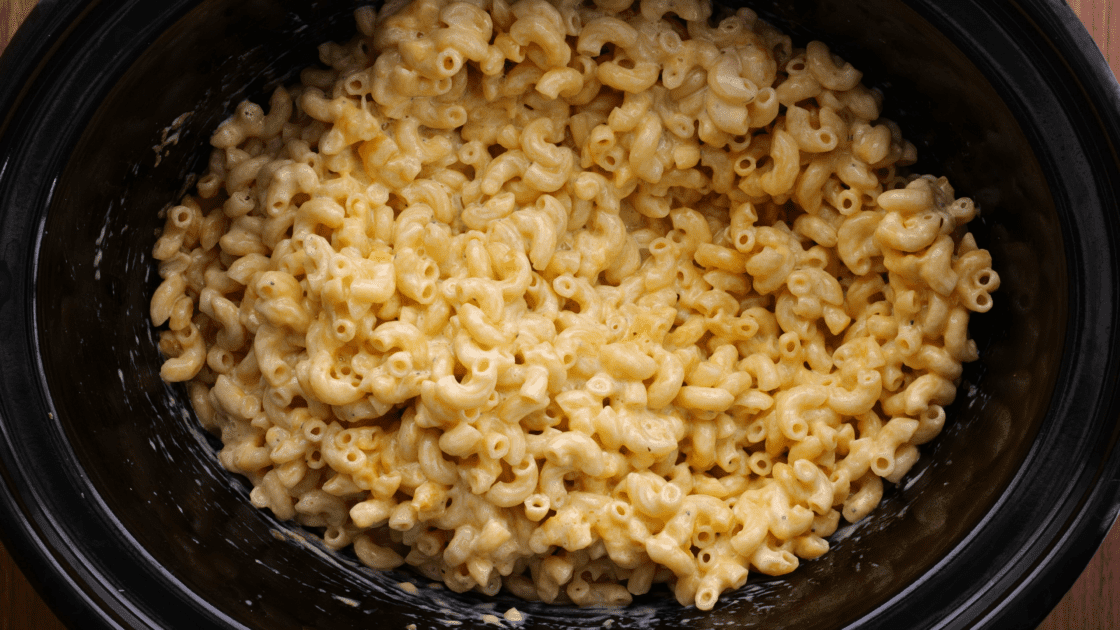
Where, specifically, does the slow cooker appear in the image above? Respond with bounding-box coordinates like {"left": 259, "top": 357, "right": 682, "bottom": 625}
{"left": 1, "top": 0, "right": 1118, "bottom": 628}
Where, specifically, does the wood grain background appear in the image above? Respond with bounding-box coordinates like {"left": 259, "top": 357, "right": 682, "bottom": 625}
{"left": 1, "top": 1, "right": 1119, "bottom": 629}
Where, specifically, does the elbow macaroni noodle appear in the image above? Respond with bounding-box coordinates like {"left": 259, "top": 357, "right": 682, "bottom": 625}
{"left": 150, "top": 0, "right": 999, "bottom": 611}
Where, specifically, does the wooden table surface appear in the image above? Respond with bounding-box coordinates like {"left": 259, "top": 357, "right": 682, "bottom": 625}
{"left": 2, "top": 1, "right": 1120, "bottom": 629}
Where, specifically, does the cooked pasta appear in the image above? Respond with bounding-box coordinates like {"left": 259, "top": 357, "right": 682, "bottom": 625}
{"left": 150, "top": 0, "right": 998, "bottom": 610}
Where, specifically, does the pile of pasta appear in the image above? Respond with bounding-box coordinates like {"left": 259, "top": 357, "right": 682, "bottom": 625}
{"left": 150, "top": 0, "right": 999, "bottom": 610}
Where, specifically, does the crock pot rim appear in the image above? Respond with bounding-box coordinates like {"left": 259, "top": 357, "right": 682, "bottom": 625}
{"left": 884, "top": 2, "right": 1120, "bottom": 626}
{"left": 0, "top": 1, "right": 246, "bottom": 627}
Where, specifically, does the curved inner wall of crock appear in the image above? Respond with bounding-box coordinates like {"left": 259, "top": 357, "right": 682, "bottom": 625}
{"left": 32, "top": 1, "right": 1063, "bottom": 628}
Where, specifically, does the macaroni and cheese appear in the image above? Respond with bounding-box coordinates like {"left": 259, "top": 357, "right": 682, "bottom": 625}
{"left": 150, "top": 0, "right": 998, "bottom": 610}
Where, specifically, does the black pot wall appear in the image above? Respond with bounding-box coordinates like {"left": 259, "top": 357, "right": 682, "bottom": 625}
{"left": 0, "top": 0, "right": 1117, "bottom": 629}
